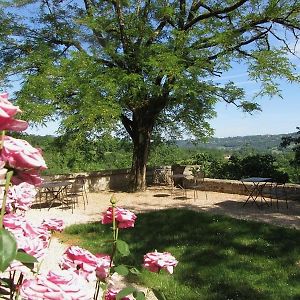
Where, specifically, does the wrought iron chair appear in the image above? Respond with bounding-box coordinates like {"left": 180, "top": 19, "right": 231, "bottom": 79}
{"left": 190, "top": 168, "right": 207, "bottom": 200}
{"left": 65, "top": 177, "right": 88, "bottom": 210}
{"left": 271, "top": 181, "right": 288, "bottom": 209}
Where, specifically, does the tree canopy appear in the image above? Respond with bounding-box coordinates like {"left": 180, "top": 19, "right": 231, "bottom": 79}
{"left": 1, "top": 0, "right": 300, "bottom": 190}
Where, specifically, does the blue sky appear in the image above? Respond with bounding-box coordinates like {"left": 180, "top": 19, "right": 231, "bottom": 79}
{"left": 209, "top": 69, "right": 300, "bottom": 137}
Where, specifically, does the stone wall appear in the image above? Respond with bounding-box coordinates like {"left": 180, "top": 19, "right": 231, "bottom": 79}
{"left": 43, "top": 169, "right": 131, "bottom": 192}
{"left": 185, "top": 178, "right": 299, "bottom": 200}
{"left": 43, "top": 167, "right": 300, "bottom": 200}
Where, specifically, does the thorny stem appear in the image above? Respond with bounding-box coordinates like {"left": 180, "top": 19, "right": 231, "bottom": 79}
{"left": 94, "top": 195, "right": 118, "bottom": 300}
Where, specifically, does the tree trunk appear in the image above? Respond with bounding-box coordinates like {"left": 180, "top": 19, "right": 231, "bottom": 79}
{"left": 122, "top": 93, "right": 170, "bottom": 191}
{"left": 121, "top": 109, "right": 155, "bottom": 192}
{"left": 130, "top": 127, "right": 151, "bottom": 191}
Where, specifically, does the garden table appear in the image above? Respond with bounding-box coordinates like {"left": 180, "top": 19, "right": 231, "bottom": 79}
{"left": 240, "top": 177, "right": 272, "bottom": 208}
{"left": 39, "top": 181, "right": 73, "bottom": 210}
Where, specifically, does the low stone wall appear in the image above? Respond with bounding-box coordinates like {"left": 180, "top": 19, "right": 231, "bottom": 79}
{"left": 43, "top": 169, "right": 131, "bottom": 192}
{"left": 43, "top": 168, "right": 300, "bottom": 201}
{"left": 185, "top": 178, "right": 299, "bottom": 201}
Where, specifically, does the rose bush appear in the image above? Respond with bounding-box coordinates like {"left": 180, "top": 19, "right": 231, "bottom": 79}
{"left": 0, "top": 92, "right": 178, "bottom": 299}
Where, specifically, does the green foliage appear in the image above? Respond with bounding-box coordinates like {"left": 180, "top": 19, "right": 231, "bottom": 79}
{"left": 61, "top": 209, "right": 300, "bottom": 299}
{"left": 116, "top": 240, "right": 130, "bottom": 257}
{"left": 188, "top": 152, "right": 224, "bottom": 178}
{"left": 1, "top": 1, "right": 300, "bottom": 190}
{"left": 11, "top": 133, "right": 132, "bottom": 175}
{"left": 114, "top": 264, "right": 129, "bottom": 276}
{"left": 15, "top": 250, "right": 38, "bottom": 264}
{"left": 281, "top": 127, "right": 300, "bottom": 182}
{"left": 116, "top": 286, "right": 136, "bottom": 300}
{"left": 222, "top": 154, "right": 287, "bottom": 180}
{"left": 13, "top": 133, "right": 296, "bottom": 183}
{"left": 0, "top": 229, "right": 17, "bottom": 272}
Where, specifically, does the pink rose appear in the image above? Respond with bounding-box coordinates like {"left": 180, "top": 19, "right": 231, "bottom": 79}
{"left": 17, "top": 235, "right": 48, "bottom": 261}
{"left": 12, "top": 169, "right": 44, "bottom": 186}
{"left": 0, "top": 92, "right": 21, "bottom": 118}
{"left": 42, "top": 218, "right": 64, "bottom": 232}
{"left": 1, "top": 260, "right": 32, "bottom": 277}
{"left": 3, "top": 213, "right": 50, "bottom": 241}
{"left": 3, "top": 214, "right": 49, "bottom": 261}
{"left": 3, "top": 213, "right": 28, "bottom": 231}
{"left": 0, "top": 118, "right": 28, "bottom": 131}
{"left": 102, "top": 207, "right": 137, "bottom": 228}
{"left": 1, "top": 136, "right": 47, "bottom": 170}
{"left": 60, "top": 246, "right": 99, "bottom": 281}
{"left": 7, "top": 182, "right": 37, "bottom": 211}
{"left": 104, "top": 288, "right": 130, "bottom": 300}
{"left": 95, "top": 253, "right": 111, "bottom": 280}
{"left": 19, "top": 270, "right": 94, "bottom": 300}
{"left": 143, "top": 251, "right": 178, "bottom": 274}
{"left": 0, "top": 92, "right": 28, "bottom": 131}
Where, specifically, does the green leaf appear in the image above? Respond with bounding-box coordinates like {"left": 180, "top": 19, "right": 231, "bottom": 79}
{"left": 116, "top": 286, "right": 136, "bottom": 300}
{"left": 129, "top": 267, "right": 140, "bottom": 275}
{"left": 0, "top": 229, "right": 17, "bottom": 272}
{"left": 152, "top": 289, "right": 167, "bottom": 300}
{"left": 133, "top": 290, "right": 145, "bottom": 300}
{"left": 116, "top": 240, "right": 130, "bottom": 257}
{"left": 15, "top": 250, "right": 38, "bottom": 264}
{"left": 114, "top": 264, "right": 129, "bottom": 276}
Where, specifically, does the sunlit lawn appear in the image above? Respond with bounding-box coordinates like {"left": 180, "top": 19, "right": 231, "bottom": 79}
{"left": 59, "top": 209, "right": 300, "bottom": 300}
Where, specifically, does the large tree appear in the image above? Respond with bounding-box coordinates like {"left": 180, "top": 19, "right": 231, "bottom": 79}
{"left": 1, "top": 0, "right": 300, "bottom": 191}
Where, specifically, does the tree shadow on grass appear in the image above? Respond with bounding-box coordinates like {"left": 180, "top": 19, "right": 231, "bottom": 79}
{"left": 63, "top": 209, "right": 300, "bottom": 300}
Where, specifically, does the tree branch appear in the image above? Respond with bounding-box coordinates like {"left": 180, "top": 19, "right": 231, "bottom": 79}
{"left": 208, "top": 26, "right": 271, "bottom": 60}
{"left": 83, "top": 0, "right": 108, "bottom": 48}
{"left": 273, "top": 18, "right": 300, "bottom": 31}
{"left": 184, "top": 0, "right": 248, "bottom": 30}
{"left": 43, "top": 0, "right": 53, "bottom": 15}
{"left": 178, "top": 0, "right": 186, "bottom": 29}
{"left": 121, "top": 114, "right": 134, "bottom": 139}
{"left": 186, "top": 1, "right": 202, "bottom": 24}
{"left": 145, "top": 20, "right": 167, "bottom": 46}
{"left": 112, "top": 0, "right": 130, "bottom": 54}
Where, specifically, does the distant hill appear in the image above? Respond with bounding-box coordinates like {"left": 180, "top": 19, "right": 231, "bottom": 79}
{"left": 176, "top": 133, "right": 296, "bottom": 152}
{"left": 18, "top": 132, "right": 295, "bottom": 153}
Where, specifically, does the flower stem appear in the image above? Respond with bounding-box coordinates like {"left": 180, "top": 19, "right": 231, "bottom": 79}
{"left": 110, "top": 199, "right": 117, "bottom": 268}
{"left": 0, "top": 170, "right": 13, "bottom": 229}
{"left": 94, "top": 280, "right": 100, "bottom": 299}
{"left": 0, "top": 130, "right": 5, "bottom": 150}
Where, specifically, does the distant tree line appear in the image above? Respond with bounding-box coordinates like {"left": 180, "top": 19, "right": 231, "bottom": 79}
{"left": 12, "top": 132, "right": 299, "bottom": 184}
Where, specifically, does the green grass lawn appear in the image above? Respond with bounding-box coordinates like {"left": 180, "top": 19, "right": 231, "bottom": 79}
{"left": 59, "top": 209, "right": 300, "bottom": 300}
